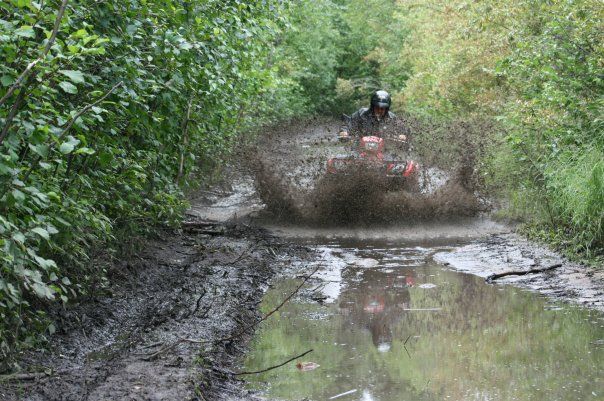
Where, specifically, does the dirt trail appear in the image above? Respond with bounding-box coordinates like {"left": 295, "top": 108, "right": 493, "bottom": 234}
{"left": 244, "top": 119, "right": 602, "bottom": 311}
{"left": 0, "top": 221, "right": 313, "bottom": 401}
{"left": 2, "top": 118, "right": 602, "bottom": 401}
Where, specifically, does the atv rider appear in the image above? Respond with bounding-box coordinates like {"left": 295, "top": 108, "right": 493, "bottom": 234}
{"left": 339, "top": 90, "right": 408, "bottom": 143}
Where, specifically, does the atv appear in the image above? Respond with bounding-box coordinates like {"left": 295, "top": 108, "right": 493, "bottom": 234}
{"left": 326, "top": 116, "right": 419, "bottom": 191}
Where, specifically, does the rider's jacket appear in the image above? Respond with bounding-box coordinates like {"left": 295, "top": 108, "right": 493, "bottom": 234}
{"left": 342, "top": 107, "right": 397, "bottom": 137}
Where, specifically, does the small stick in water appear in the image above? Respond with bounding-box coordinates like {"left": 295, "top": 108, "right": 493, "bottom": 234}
{"left": 329, "top": 389, "right": 358, "bottom": 399}
{"left": 235, "top": 349, "right": 313, "bottom": 375}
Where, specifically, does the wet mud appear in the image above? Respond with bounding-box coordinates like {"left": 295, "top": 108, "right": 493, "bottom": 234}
{"left": 0, "top": 221, "right": 314, "bottom": 401}
{"left": 2, "top": 118, "right": 602, "bottom": 401}
{"left": 435, "top": 233, "right": 604, "bottom": 311}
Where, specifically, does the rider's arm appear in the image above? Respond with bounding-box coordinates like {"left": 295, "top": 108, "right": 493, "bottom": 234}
{"left": 346, "top": 109, "right": 365, "bottom": 137}
{"left": 338, "top": 122, "right": 350, "bottom": 139}
{"left": 339, "top": 110, "right": 359, "bottom": 139}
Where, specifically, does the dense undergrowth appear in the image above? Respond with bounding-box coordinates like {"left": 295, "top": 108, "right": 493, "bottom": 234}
{"left": 389, "top": 0, "right": 603, "bottom": 264}
{"left": 1, "top": 0, "right": 602, "bottom": 369}
{"left": 0, "top": 0, "right": 300, "bottom": 369}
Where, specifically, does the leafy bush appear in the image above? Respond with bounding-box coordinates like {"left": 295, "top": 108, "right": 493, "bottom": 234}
{"left": 369, "top": 0, "right": 603, "bottom": 261}
{"left": 0, "top": 0, "right": 290, "bottom": 369}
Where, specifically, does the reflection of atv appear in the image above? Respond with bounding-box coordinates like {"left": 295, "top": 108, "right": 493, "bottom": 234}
{"left": 327, "top": 134, "right": 419, "bottom": 191}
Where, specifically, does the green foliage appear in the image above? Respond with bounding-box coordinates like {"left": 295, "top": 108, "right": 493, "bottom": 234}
{"left": 370, "top": 0, "right": 604, "bottom": 261}
{"left": 0, "top": 0, "right": 289, "bottom": 369}
{"left": 1, "top": 0, "right": 602, "bottom": 372}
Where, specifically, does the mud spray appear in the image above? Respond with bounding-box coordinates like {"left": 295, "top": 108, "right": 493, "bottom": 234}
{"left": 244, "top": 117, "right": 490, "bottom": 226}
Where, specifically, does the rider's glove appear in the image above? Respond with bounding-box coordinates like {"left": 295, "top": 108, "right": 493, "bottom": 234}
{"left": 398, "top": 134, "right": 407, "bottom": 142}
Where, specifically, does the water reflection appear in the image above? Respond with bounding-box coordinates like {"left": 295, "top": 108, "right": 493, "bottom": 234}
{"left": 339, "top": 267, "right": 414, "bottom": 353}
{"left": 244, "top": 241, "right": 604, "bottom": 401}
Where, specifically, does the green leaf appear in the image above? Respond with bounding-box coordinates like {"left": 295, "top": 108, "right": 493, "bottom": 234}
{"left": 31, "top": 227, "right": 49, "bottom": 240}
{"left": 58, "top": 81, "right": 78, "bottom": 94}
{"left": 1, "top": 75, "right": 13, "bottom": 87}
{"left": 29, "top": 143, "right": 49, "bottom": 158}
{"left": 15, "top": 25, "right": 35, "bottom": 38}
{"left": 59, "top": 136, "right": 81, "bottom": 154}
{"left": 75, "top": 147, "right": 95, "bottom": 155}
{"left": 11, "top": 189, "right": 26, "bottom": 203}
{"left": 54, "top": 216, "right": 70, "bottom": 226}
{"left": 72, "top": 29, "right": 88, "bottom": 39}
{"left": 12, "top": 232, "right": 26, "bottom": 244}
{"left": 59, "top": 70, "right": 85, "bottom": 84}
{"left": 32, "top": 282, "right": 54, "bottom": 300}
{"left": 33, "top": 255, "right": 57, "bottom": 270}
{"left": 59, "top": 142, "right": 75, "bottom": 154}
{"left": 0, "top": 161, "right": 14, "bottom": 175}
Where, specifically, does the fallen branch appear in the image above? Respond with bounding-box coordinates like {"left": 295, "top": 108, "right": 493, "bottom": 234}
{"left": 199, "top": 299, "right": 214, "bottom": 319}
{"left": 329, "top": 389, "right": 358, "bottom": 400}
{"left": 486, "top": 263, "right": 562, "bottom": 283}
{"left": 0, "top": 372, "right": 50, "bottom": 382}
{"left": 141, "top": 337, "right": 203, "bottom": 361}
{"left": 225, "top": 241, "right": 258, "bottom": 266}
{"left": 185, "top": 289, "right": 207, "bottom": 318}
{"left": 234, "top": 349, "right": 313, "bottom": 376}
{"left": 181, "top": 221, "right": 219, "bottom": 229}
{"left": 403, "top": 334, "right": 412, "bottom": 358}
{"left": 213, "top": 263, "right": 323, "bottom": 343}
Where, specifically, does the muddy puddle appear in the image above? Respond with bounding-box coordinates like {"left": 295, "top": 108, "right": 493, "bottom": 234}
{"left": 243, "top": 238, "right": 604, "bottom": 401}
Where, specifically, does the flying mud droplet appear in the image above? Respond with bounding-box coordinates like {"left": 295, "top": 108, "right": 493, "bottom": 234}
{"left": 243, "top": 117, "right": 490, "bottom": 225}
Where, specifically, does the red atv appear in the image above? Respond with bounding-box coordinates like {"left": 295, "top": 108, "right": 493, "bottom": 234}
{"left": 327, "top": 117, "right": 419, "bottom": 190}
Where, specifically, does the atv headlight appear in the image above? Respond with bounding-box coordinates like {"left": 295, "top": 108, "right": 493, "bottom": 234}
{"left": 364, "top": 142, "right": 379, "bottom": 150}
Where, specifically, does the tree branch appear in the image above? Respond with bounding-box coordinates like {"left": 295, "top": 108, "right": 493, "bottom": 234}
{"left": 59, "top": 81, "right": 123, "bottom": 139}
{"left": 213, "top": 263, "right": 322, "bottom": 344}
{"left": 22, "top": 81, "right": 123, "bottom": 181}
{"left": 486, "top": 263, "right": 562, "bottom": 283}
{"left": 0, "top": 78, "right": 30, "bottom": 145}
{"left": 0, "top": 0, "right": 69, "bottom": 107}
{"left": 235, "top": 349, "right": 313, "bottom": 375}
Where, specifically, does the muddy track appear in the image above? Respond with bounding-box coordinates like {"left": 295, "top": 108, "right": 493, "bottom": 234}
{"left": 0, "top": 221, "right": 313, "bottom": 401}
{"left": 2, "top": 118, "right": 602, "bottom": 401}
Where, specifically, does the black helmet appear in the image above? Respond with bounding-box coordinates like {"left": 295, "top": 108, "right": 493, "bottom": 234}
{"left": 370, "top": 90, "right": 391, "bottom": 109}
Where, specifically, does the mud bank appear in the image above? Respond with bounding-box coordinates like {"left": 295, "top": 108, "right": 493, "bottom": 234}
{"left": 435, "top": 233, "right": 604, "bottom": 311}
{"left": 0, "top": 220, "right": 313, "bottom": 401}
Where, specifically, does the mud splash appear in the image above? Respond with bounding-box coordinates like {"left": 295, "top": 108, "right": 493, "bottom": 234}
{"left": 246, "top": 118, "right": 489, "bottom": 226}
